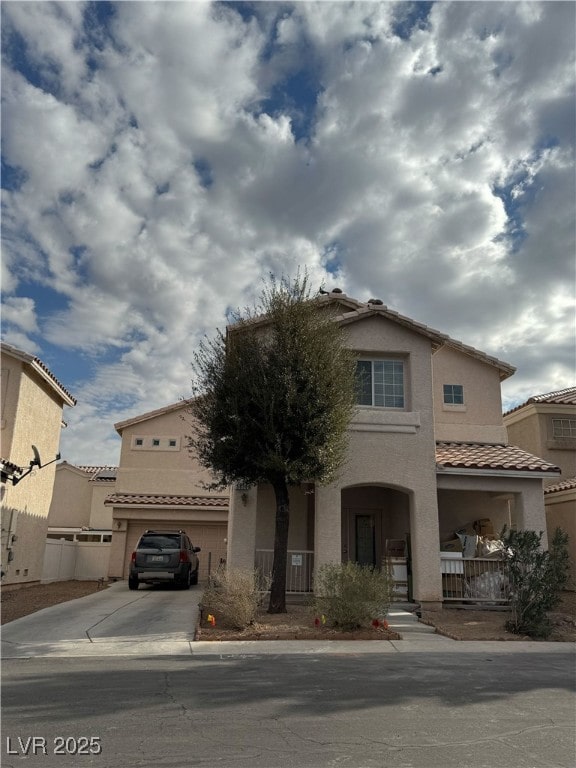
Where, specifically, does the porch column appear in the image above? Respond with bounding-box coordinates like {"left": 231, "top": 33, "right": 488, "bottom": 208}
{"left": 409, "top": 491, "right": 443, "bottom": 610}
{"left": 108, "top": 515, "right": 127, "bottom": 580}
{"left": 515, "top": 483, "right": 548, "bottom": 548}
{"left": 314, "top": 483, "right": 341, "bottom": 573}
{"left": 227, "top": 486, "right": 258, "bottom": 570}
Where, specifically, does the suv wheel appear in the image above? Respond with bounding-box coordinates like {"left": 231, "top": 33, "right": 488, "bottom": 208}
{"left": 128, "top": 575, "right": 139, "bottom": 591}
{"left": 190, "top": 566, "right": 199, "bottom": 586}
{"left": 177, "top": 568, "right": 191, "bottom": 590}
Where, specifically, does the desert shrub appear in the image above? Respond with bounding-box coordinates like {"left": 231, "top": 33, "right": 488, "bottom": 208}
{"left": 312, "top": 561, "right": 393, "bottom": 630}
{"left": 502, "top": 527, "right": 570, "bottom": 639}
{"left": 201, "top": 567, "right": 269, "bottom": 630}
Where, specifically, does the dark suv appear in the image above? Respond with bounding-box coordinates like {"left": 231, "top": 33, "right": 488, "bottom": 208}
{"left": 129, "top": 530, "right": 201, "bottom": 590}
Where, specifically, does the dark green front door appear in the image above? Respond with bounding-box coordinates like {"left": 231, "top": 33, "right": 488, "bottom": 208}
{"left": 355, "top": 514, "right": 376, "bottom": 566}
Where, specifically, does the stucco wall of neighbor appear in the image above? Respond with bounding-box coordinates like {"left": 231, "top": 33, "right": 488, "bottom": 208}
{"left": 1, "top": 356, "right": 22, "bottom": 453}
{"left": 116, "top": 408, "right": 226, "bottom": 497}
{"left": 89, "top": 483, "right": 114, "bottom": 529}
{"left": 505, "top": 409, "right": 541, "bottom": 454}
{"left": 432, "top": 345, "right": 508, "bottom": 444}
{"left": 437, "top": 474, "right": 549, "bottom": 547}
{"left": 545, "top": 492, "right": 576, "bottom": 590}
{"left": 1, "top": 365, "right": 66, "bottom": 585}
{"left": 437, "top": 488, "right": 512, "bottom": 542}
{"left": 505, "top": 405, "right": 576, "bottom": 484}
{"left": 49, "top": 465, "right": 93, "bottom": 528}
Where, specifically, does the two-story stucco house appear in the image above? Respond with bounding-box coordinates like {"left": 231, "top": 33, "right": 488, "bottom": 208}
{"left": 105, "top": 401, "right": 229, "bottom": 583}
{"left": 224, "top": 291, "right": 560, "bottom": 610}
{"left": 504, "top": 387, "right": 576, "bottom": 589}
{"left": 0, "top": 342, "right": 76, "bottom": 587}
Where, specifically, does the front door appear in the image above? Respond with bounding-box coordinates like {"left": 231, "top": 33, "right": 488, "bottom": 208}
{"left": 355, "top": 514, "right": 376, "bottom": 566}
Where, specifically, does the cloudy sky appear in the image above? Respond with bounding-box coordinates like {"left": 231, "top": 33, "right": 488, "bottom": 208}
{"left": 2, "top": 1, "right": 575, "bottom": 466}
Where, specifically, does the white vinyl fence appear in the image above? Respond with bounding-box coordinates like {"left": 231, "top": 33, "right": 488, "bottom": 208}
{"left": 42, "top": 539, "right": 111, "bottom": 582}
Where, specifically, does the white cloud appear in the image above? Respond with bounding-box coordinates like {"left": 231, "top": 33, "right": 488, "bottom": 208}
{"left": 2, "top": 1, "right": 574, "bottom": 464}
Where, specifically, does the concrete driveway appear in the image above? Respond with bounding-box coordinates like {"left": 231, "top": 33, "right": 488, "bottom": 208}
{"left": 1, "top": 581, "right": 203, "bottom": 658}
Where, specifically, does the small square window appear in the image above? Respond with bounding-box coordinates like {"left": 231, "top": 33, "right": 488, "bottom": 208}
{"left": 135, "top": 438, "right": 143, "bottom": 446}
{"left": 152, "top": 439, "right": 160, "bottom": 446}
{"left": 443, "top": 384, "right": 464, "bottom": 405}
{"left": 552, "top": 418, "right": 576, "bottom": 438}
{"left": 169, "top": 439, "right": 177, "bottom": 447}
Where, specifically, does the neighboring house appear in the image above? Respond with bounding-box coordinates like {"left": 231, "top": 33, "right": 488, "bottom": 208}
{"left": 47, "top": 462, "right": 117, "bottom": 539}
{"left": 224, "top": 290, "right": 560, "bottom": 610}
{"left": 504, "top": 388, "right": 576, "bottom": 589}
{"left": 106, "top": 400, "right": 228, "bottom": 583}
{"left": 41, "top": 463, "right": 117, "bottom": 583}
{"left": 0, "top": 342, "right": 76, "bottom": 587}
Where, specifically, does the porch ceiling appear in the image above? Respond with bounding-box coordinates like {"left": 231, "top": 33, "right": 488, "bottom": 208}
{"left": 436, "top": 442, "right": 560, "bottom": 475}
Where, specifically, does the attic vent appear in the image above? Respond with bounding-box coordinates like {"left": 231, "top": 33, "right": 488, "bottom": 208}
{"left": 368, "top": 298, "right": 384, "bottom": 305}
{"left": 331, "top": 287, "right": 343, "bottom": 294}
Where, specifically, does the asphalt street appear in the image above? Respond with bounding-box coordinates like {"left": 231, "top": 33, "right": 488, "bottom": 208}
{"left": 3, "top": 652, "right": 575, "bottom": 768}
{"left": 1, "top": 583, "right": 575, "bottom": 768}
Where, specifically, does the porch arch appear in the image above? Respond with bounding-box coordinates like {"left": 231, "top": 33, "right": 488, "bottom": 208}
{"left": 340, "top": 484, "right": 411, "bottom": 567}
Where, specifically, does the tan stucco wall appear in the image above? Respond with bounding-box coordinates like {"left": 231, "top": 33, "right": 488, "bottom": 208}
{"left": 505, "top": 405, "right": 576, "bottom": 484}
{"left": 116, "top": 407, "right": 226, "bottom": 497}
{"left": 437, "top": 488, "right": 513, "bottom": 542}
{"left": 432, "top": 345, "right": 507, "bottom": 443}
{"left": 545, "top": 491, "right": 576, "bottom": 590}
{"left": 89, "top": 483, "right": 114, "bottom": 529}
{"left": 49, "top": 465, "right": 93, "bottom": 528}
{"left": 1, "top": 360, "right": 67, "bottom": 585}
{"left": 226, "top": 487, "right": 258, "bottom": 571}
{"left": 254, "top": 484, "right": 310, "bottom": 550}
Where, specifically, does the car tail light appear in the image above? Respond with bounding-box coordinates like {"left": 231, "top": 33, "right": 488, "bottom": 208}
{"left": 131, "top": 551, "right": 136, "bottom": 562}
{"left": 179, "top": 550, "right": 190, "bottom": 563}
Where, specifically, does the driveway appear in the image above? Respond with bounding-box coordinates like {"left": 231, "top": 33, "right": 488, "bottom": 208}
{"left": 1, "top": 581, "right": 203, "bottom": 658}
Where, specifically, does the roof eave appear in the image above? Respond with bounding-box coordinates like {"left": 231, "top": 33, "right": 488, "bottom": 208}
{"left": 437, "top": 466, "right": 561, "bottom": 479}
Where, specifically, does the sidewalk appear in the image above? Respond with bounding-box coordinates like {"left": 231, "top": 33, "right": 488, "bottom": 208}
{"left": 3, "top": 606, "right": 573, "bottom": 658}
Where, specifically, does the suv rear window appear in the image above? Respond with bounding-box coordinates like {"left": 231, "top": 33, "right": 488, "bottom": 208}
{"left": 139, "top": 534, "right": 181, "bottom": 549}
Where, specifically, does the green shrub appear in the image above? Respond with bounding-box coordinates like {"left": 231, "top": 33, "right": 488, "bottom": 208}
{"left": 502, "top": 527, "right": 570, "bottom": 639}
{"left": 201, "top": 567, "right": 269, "bottom": 630}
{"left": 312, "top": 561, "right": 393, "bottom": 630}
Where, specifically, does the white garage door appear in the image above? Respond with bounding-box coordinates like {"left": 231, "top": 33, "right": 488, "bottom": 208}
{"left": 124, "top": 521, "right": 227, "bottom": 582}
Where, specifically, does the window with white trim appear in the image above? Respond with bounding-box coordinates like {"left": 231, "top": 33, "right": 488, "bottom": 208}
{"left": 443, "top": 384, "right": 464, "bottom": 405}
{"left": 552, "top": 418, "right": 576, "bottom": 438}
{"left": 355, "top": 360, "right": 405, "bottom": 408}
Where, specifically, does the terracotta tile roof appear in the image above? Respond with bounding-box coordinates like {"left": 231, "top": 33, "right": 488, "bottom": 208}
{"left": 504, "top": 386, "right": 576, "bottom": 416}
{"left": 436, "top": 442, "right": 560, "bottom": 474}
{"left": 544, "top": 477, "right": 576, "bottom": 494}
{"left": 105, "top": 493, "right": 228, "bottom": 508}
{"left": 76, "top": 465, "right": 117, "bottom": 473}
{"left": 0, "top": 341, "right": 76, "bottom": 405}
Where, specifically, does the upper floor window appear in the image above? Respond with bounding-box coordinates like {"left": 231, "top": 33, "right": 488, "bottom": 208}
{"left": 552, "top": 418, "right": 576, "bottom": 438}
{"left": 443, "top": 384, "right": 464, "bottom": 405}
{"left": 355, "top": 360, "right": 405, "bottom": 408}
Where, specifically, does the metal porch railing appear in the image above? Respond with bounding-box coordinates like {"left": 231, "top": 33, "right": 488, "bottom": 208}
{"left": 441, "top": 555, "right": 510, "bottom": 603}
{"left": 255, "top": 549, "right": 314, "bottom": 593}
